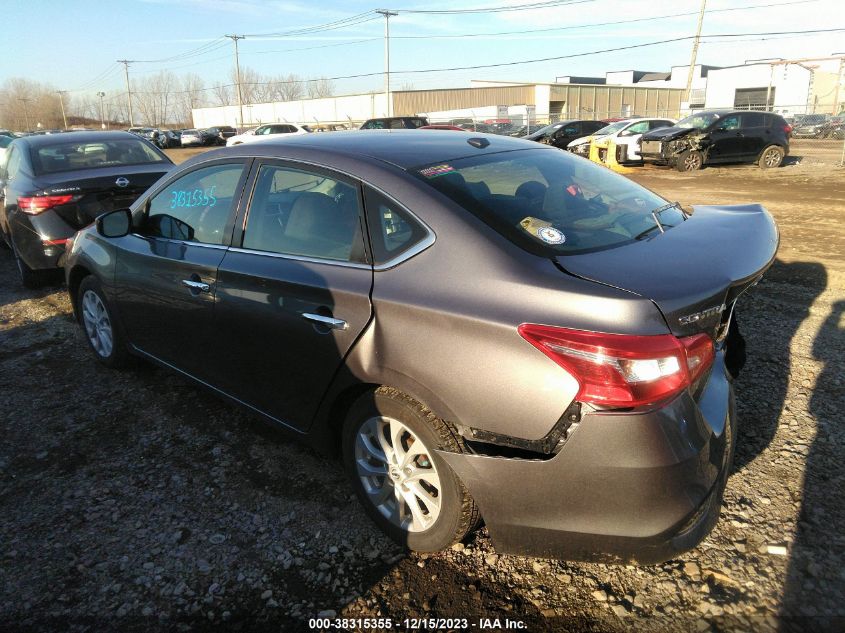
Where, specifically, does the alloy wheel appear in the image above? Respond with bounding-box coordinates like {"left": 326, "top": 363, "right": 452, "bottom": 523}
{"left": 763, "top": 148, "right": 781, "bottom": 167}
{"left": 354, "top": 415, "right": 442, "bottom": 533}
{"left": 684, "top": 153, "right": 702, "bottom": 171}
{"left": 81, "top": 290, "right": 114, "bottom": 358}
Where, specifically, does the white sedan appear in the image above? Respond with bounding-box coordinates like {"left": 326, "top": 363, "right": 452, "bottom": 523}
{"left": 568, "top": 118, "right": 675, "bottom": 163}
{"left": 226, "top": 123, "right": 312, "bottom": 146}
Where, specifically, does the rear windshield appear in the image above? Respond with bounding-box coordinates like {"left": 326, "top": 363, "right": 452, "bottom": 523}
{"left": 32, "top": 139, "right": 167, "bottom": 175}
{"left": 414, "top": 148, "right": 685, "bottom": 255}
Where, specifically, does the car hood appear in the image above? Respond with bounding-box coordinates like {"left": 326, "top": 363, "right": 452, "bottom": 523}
{"left": 640, "top": 126, "right": 698, "bottom": 142}
{"left": 569, "top": 134, "right": 601, "bottom": 147}
{"left": 555, "top": 204, "right": 779, "bottom": 338}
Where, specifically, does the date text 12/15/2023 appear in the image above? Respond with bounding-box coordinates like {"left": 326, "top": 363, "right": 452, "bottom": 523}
{"left": 308, "top": 617, "right": 527, "bottom": 630}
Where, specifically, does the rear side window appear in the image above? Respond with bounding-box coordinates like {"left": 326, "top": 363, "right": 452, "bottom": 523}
{"left": 143, "top": 163, "right": 245, "bottom": 244}
{"left": 5, "top": 147, "right": 22, "bottom": 179}
{"left": 363, "top": 187, "right": 429, "bottom": 265}
{"left": 242, "top": 164, "right": 366, "bottom": 263}
{"left": 388, "top": 120, "right": 405, "bottom": 129}
{"left": 717, "top": 115, "right": 741, "bottom": 131}
{"left": 743, "top": 113, "right": 766, "bottom": 127}
{"left": 406, "top": 118, "right": 427, "bottom": 129}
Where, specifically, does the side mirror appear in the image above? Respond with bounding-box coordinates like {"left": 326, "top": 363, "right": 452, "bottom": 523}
{"left": 96, "top": 208, "right": 132, "bottom": 238}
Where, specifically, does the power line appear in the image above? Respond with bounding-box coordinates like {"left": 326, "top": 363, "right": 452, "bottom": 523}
{"left": 244, "top": 11, "right": 380, "bottom": 38}
{"left": 119, "top": 26, "right": 845, "bottom": 96}
{"left": 389, "top": 0, "right": 820, "bottom": 40}
{"left": 389, "top": 27, "right": 845, "bottom": 76}
{"left": 393, "top": 0, "right": 592, "bottom": 14}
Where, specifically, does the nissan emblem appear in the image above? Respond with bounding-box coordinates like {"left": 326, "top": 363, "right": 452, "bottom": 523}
{"left": 115, "top": 177, "right": 129, "bottom": 188}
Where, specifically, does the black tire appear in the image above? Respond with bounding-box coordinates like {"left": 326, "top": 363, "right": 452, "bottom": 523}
{"left": 76, "top": 276, "right": 132, "bottom": 368}
{"left": 758, "top": 145, "right": 784, "bottom": 169}
{"left": 11, "top": 238, "right": 49, "bottom": 289}
{"left": 342, "top": 387, "right": 480, "bottom": 552}
{"left": 675, "top": 149, "right": 704, "bottom": 172}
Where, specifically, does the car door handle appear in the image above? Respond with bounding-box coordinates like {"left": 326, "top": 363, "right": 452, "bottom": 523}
{"left": 182, "top": 279, "right": 210, "bottom": 293}
{"left": 302, "top": 313, "right": 348, "bottom": 330}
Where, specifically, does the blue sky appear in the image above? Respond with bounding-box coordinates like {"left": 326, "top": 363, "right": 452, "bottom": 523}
{"left": 2, "top": 0, "right": 843, "bottom": 102}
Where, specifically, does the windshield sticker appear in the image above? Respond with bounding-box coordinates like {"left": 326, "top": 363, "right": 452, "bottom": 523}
{"left": 419, "top": 164, "right": 455, "bottom": 178}
{"left": 520, "top": 217, "right": 566, "bottom": 245}
{"left": 538, "top": 226, "right": 566, "bottom": 244}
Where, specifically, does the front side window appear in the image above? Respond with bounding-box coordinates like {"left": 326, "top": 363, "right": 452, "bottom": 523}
{"left": 143, "top": 163, "right": 245, "bottom": 244}
{"left": 623, "top": 121, "right": 650, "bottom": 135}
{"left": 676, "top": 113, "right": 720, "bottom": 129}
{"left": 717, "top": 115, "right": 741, "bottom": 131}
{"left": 415, "top": 148, "right": 682, "bottom": 255}
{"left": 242, "top": 164, "right": 365, "bottom": 262}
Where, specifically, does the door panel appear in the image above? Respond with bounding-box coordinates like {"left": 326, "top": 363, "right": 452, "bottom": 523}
{"left": 707, "top": 114, "right": 745, "bottom": 162}
{"left": 114, "top": 238, "right": 227, "bottom": 377}
{"left": 212, "top": 160, "right": 373, "bottom": 430}
{"left": 113, "top": 160, "right": 251, "bottom": 378}
{"left": 214, "top": 254, "right": 372, "bottom": 430}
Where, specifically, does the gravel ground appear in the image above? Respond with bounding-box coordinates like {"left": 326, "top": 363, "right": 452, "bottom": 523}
{"left": 0, "top": 161, "right": 843, "bottom": 633}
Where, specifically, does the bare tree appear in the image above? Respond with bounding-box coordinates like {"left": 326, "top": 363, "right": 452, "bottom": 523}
{"left": 178, "top": 73, "right": 205, "bottom": 127}
{"left": 0, "top": 78, "right": 65, "bottom": 130}
{"left": 212, "top": 82, "right": 233, "bottom": 107}
{"left": 306, "top": 77, "right": 335, "bottom": 99}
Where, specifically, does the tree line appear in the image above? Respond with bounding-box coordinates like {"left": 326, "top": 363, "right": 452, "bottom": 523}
{"left": 0, "top": 68, "right": 336, "bottom": 131}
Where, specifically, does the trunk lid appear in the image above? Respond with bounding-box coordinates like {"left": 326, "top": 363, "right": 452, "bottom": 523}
{"left": 33, "top": 164, "right": 170, "bottom": 229}
{"left": 555, "top": 204, "right": 779, "bottom": 338}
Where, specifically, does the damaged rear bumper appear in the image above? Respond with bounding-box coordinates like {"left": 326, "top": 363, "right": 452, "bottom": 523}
{"left": 439, "top": 351, "right": 736, "bottom": 564}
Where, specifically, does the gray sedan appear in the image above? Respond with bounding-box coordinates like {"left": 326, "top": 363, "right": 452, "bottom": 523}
{"left": 63, "top": 130, "right": 778, "bottom": 562}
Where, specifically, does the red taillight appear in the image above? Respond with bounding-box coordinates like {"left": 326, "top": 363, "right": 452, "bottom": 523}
{"left": 518, "top": 324, "right": 715, "bottom": 408}
{"left": 42, "top": 238, "right": 69, "bottom": 246}
{"left": 784, "top": 124, "right": 793, "bottom": 135}
{"left": 17, "top": 195, "right": 74, "bottom": 215}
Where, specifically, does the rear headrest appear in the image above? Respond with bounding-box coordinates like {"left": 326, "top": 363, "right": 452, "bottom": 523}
{"left": 285, "top": 192, "right": 356, "bottom": 246}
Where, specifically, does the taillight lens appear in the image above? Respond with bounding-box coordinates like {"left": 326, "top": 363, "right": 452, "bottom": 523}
{"left": 518, "top": 324, "right": 715, "bottom": 408}
{"left": 17, "top": 195, "right": 75, "bottom": 215}
{"left": 784, "top": 124, "right": 793, "bottom": 135}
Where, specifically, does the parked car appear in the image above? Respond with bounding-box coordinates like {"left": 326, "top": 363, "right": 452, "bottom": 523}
{"left": 639, "top": 110, "right": 791, "bottom": 171}
{"left": 179, "top": 129, "right": 206, "bottom": 147}
{"left": 568, "top": 118, "right": 676, "bottom": 162}
{"left": 1, "top": 130, "right": 18, "bottom": 138}
{"left": 523, "top": 120, "right": 609, "bottom": 150}
{"left": 792, "top": 114, "right": 834, "bottom": 139}
{"left": 127, "top": 127, "right": 160, "bottom": 145}
{"left": 0, "top": 135, "right": 12, "bottom": 164}
{"left": 64, "top": 130, "right": 776, "bottom": 563}
{"left": 418, "top": 125, "right": 467, "bottom": 131}
{"left": 0, "top": 131, "right": 173, "bottom": 287}
{"left": 156, "top": 129, "right": 181, "bottom": 149}
{"left": 225, "top": 123, "right": 312, "bottom": 146}
{"left": 359, "top": 117, "right": 428, "bottom": 130}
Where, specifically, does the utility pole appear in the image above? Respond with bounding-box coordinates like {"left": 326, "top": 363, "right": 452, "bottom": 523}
{"left": 55, "top": 90, "right": 68, "bottom": 130}
{"left": 117, "top": 60, "right": 134, "bottom": 126}
{"left": 376, "top": 10, "right": 398, "bottom": 117}
{"left": 18, "top": 98, "right": 32, "bottom": 131}
{"left": 225, "top": 35, "right": 246, "bottom": 130}
{"left": 97, "top": 92, "right": 107, "bottom": 130}
{"left": 832, "top": 54, "right": 845, "bottom": 116}
{"left": 684, "top": 0, "right": 707, "bottom": 106}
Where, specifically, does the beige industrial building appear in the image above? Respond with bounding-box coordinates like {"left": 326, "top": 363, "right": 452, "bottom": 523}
{"left": 191, "top": 82, "right": 685, "bottom": 129}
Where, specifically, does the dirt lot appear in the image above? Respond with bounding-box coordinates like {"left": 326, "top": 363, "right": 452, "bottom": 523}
{"left": 1, "top": 150, "right": 843, "bottom": 632}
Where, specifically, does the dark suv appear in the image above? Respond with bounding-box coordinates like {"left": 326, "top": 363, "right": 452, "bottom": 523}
{"left": 640, "top": 110, "right": 791, "bottom": 171}
{"left": 360, "top": 117, "right": 428, "bottom": 130}
{"left": 523, "top": 120, "right": 609, "bottom": 150}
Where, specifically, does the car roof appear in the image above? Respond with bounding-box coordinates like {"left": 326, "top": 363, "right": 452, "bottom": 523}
{"left": 207, "top": 129, "right": 545, "bottom": 170}
{"left": 14, "top": 130, "right": 145, "bottom": 148}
